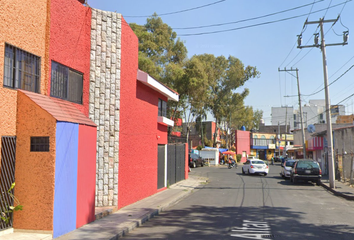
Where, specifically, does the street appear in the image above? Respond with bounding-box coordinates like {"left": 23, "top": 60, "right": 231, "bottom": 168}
{"left": 121, "top": 164, "right": 354, "bottom": 240}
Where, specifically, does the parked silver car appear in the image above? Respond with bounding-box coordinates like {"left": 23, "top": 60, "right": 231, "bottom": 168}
{"left": 281, "top": 160, "right": 298, "bottom": 178}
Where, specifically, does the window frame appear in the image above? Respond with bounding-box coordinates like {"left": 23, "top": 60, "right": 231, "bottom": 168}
{"left": 158, "top": 98, "right": 167, "bottom": 117}
{"left": 3, "top": 43, "right": 41, "bottom": 93}
{"left": 30, "top": 136, "right": 50, "bottom": 152}
{"left": 50, "top": 61, "right": 83, "bottom": 104}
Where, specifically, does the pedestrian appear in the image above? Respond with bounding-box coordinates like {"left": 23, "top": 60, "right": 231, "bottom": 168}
{"left": 271, "top": 157, "right": 274, "bottom": 165}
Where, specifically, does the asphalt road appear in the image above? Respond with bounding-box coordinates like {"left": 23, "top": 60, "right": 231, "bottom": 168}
{"left": 122, "top": 163, "right": 354, "bottom": 240}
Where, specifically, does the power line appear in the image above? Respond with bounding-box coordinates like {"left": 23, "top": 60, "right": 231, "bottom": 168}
{"left": 323, "top": 0, "right": 333, "bottom": 18}
{"left": 282, "top": 1, "right": 350, "bottom": 68}
{"left": 285, "top": 55, "right": 354, "bottom": 98}
{"left": 174, "top": 1, "right": 324, "bottom": 30}
{"left": 177, "top": 1, "right": 350, "bottom": 37}
{"left": 123, "top": 0, "right": 226, "bottom": 18}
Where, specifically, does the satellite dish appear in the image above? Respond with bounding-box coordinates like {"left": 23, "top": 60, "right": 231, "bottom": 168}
{"left": 307, "top": 124, "right": 316, "bottom": 133}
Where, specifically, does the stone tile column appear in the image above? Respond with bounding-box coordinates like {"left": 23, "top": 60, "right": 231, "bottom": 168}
{"left": 89, "top": 9, "right": 121, "bottom": 207}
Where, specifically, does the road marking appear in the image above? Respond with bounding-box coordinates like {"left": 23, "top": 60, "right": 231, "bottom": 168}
{"left": 231, "top": 220, "right": 273, "bottom": 239}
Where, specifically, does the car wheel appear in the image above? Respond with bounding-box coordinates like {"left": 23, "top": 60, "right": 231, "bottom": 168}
{"left": 316, "top": 180, "right": 321, "bottom": 186}
{"left": 264, "top": 173, "right": 267, "bottom": 176}
{"left": 242, "top": 168, "right": 245, "bottom": 174}
{"left": 192, "top": 162, "right": 196, "bottom": 168}
{"left": 248, "top": 169, "right": 250, "bottom": 175}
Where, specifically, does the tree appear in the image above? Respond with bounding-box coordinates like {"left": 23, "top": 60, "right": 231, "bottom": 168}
{"left": 130, "top": 15, "right": 262, "bottom": 146}
{"left": 129, "top": 13, "right": 187, "bottom": 82}
{"left": 130, "top": 14, "right": 189, "bottom": 139}
{"left": 192, "top": 54, "right": 260, "bottom": 146}
{"left": 179, "top": 57, "right": 210, "bottom": 145}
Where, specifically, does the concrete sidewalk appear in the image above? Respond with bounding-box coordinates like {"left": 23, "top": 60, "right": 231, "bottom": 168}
{"left": 0, "top": 175, "right": 208, "bottom": 240}
{"left": 320, "top": 175, "right": 354, "bottom": 201}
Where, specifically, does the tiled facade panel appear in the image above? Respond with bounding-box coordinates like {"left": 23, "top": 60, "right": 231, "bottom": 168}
{"left": 89, "top": 9, "right": 121, "bottom": 207}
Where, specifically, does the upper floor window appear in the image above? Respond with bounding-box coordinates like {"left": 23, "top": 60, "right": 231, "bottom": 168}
{"left": 158, "top": 98, "right": 167, "bottom": 117}
{"left": 3, "top": 43, "right": 40, "bottom": 93}
{"left": 50, "top": 61, "right": 83, "bottom": 104}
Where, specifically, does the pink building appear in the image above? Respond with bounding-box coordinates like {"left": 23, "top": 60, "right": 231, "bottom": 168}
{"left": 235, "top": 130, "right": 250, "bottom": 163}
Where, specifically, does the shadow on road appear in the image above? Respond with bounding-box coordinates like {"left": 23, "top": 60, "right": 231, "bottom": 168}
{"left": 120, "top": 205, "right": 354, "bottom": 240}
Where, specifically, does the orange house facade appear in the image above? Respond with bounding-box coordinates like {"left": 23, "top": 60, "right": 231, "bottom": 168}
{"left": 1, "top": 0, "right": 184, "bottom": 238}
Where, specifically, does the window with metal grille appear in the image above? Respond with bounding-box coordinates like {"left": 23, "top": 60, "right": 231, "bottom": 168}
{"left": 30, "top": 137, "right": 49, "bottom": 152}
{"left": 3, "top": 43, "right": 41, "bottom": 93}
{"left": 50, "top": 61, "right": 83, "bottom": 104}
{"left": 158, "top": 98, "right": 167, "bottom": 117}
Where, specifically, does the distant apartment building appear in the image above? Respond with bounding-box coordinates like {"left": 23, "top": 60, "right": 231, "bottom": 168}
{"left": 272, "top": 100, "right": 345, "bottom": 131}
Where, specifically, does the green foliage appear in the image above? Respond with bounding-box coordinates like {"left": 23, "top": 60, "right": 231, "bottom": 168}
{"left": 204, "top": 138, "right": 213, "bottom": 147}
{"left": 130, "top": 13, "right": 187, "bottom": 83}
{"left": 196, "top": 145, "right": 203, "bottom": 150}
{"left": 236, "top": 154, "right": 242, "bottom": 162}
{"left": 131, "top": 14, "right": 263, "bottom": 144}
{"left": 0, "top": 182, "right": 23, "bottom": 224}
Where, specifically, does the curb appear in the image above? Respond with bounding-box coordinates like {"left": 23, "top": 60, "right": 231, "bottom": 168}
{"left": 111, "top": 183, "right": 199, "bottom": 239}
{"left": 320, "top": 182, "right": 354, "bottom": 201}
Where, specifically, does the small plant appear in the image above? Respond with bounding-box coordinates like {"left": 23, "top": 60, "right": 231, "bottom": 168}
{"left": 0, "top": 182, "right": 23, "bottom": 224}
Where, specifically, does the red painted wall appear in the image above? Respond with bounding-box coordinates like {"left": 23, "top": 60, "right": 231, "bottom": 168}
{"left": 77, "top": 125, "right": 97, "bottom": 228}
{"left": 119, "top": 17, "right": 152, "bottom": 209}
{"left": 49, "top": 0, "right": 91, "bottom": 116}
{"left": 119, "top": 17, "right": 172, "bottom": 208}
{"left": 157, "top": 119, "right": 168, "bottom": 144}
{"left": 235, "top": 130, "right": 250, "bottom": 163}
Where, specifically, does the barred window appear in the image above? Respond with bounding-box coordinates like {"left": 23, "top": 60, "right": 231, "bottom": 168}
{"left": 30, "top": 137, "right": 49, "bottom": 152}
{"left": 3, "top": 43, "right": 40, "bottom": 93}
{"left": 158, "top": 99, "right": 167, "bottom": 117}
{"left": 50, "top": 61, "right": 83, "bottom": 104}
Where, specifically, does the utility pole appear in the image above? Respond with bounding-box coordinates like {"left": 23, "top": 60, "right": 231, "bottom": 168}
{"left": 284, "top": 106, "right": 288, "bottom": 157}
{"left": 278, "top": 122, "right": 281, "bottom": 157}
{"left": 278, "top": 68, "right": 306, "bottom": 159}
{"left": 297, "top": 17, "right": 349, "bottom": 189}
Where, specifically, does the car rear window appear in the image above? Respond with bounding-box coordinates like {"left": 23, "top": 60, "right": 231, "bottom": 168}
{"left": 285, "top": 161, "right": 296, "bottom": 167}
{"left": 252, "top": 160, "right": 265, "bottom": 165}
{"left": 296, "top": 161, "right": 319, "bottom": 169}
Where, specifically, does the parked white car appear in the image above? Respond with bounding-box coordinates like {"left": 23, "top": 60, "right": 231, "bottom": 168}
{"left": 242, "top": 159, "right": 269, "bottom": 176}
{"left": 281, "top": 160, "right": 298, "bottom": 178}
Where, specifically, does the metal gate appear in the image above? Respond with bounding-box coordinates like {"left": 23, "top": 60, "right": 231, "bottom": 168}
{"left": 0, "top": 136, "right": 16, "bottom": 231}
{"left": 167, "top": 144, "right": 186, "bottom": 186}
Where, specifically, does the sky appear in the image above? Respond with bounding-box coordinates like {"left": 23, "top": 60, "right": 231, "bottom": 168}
{"left": 88, "top": 0, "right": 354, "bottom": 125}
